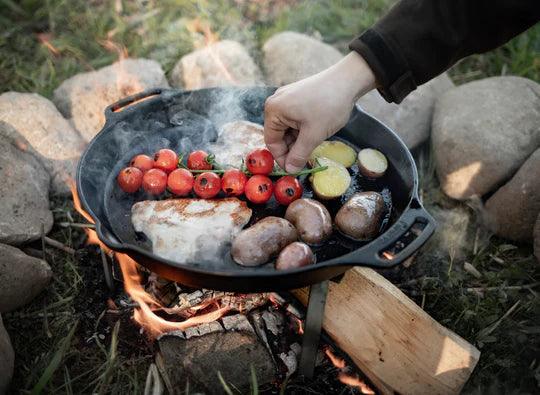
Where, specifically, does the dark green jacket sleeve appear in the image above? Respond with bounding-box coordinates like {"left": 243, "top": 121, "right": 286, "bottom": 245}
{"left": 349, "top": 0, "right": 540, "bottom": 103}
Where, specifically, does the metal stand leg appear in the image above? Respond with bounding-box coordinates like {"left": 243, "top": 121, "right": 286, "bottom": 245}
{"left": 299, "top": 281, "right": 329, "bottom": 378}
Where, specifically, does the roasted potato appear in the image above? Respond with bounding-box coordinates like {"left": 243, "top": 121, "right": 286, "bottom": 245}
{"left": 309, "top": 141, "right": 356, "bottom": 168}
{"left": 310, "top": 157, "right": 351, "bottom": 200}
{"left": 335, "top": 192, "right": 385, "bottom": 240}
{"left": 231, "top": 217, "right": 298, "bottom": 266}
{"left": 275, "top": 242, "right": 315, "bottom": 270}
{"left": 285, "top": 198, "right": 332, "bottom": 245}
{"left": 357, "top": 148, "right": 388, "bottom": 178}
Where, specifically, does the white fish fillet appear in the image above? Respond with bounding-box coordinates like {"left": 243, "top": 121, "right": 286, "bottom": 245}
{"left": 132, "top": 198, "right": 252, "bottom": 263}
{"left": 209, "top": 120, "right": 265, "bottom": 168}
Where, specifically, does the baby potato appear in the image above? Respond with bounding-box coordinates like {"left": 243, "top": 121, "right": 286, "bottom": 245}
{"left": 275, "top": 242, "right": 315, "bottom": 270}
{"left": 335, "top": 192, "right": 385, "bottom": 240}
{"left": 309, "top": 141, "right": 356, "bottom": 168}
{"left": 285, "top": 198, "right": 332, "bottom": 245}
{"left": 310, "top": 157, "right": 351, "bottom": 200}
{"left": 357, "top": 148, "right": 388, "bottom": 178}
{"left": 231, "top": 217, "right": 298, "bottom": 266}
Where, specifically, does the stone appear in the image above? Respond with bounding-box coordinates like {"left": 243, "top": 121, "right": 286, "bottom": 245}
{"left": 170, "top": 40, "right": 263, "bottom": 90}
{"left": 357, "top": 73, "right": 454, "bottom": 148}
{"left": 53, "top": 58, "right": 169, "bottom": 142}
{"left": 484, "top": 149, "right": 540, "bottom": 242}
{"left": 0, "top": 315, "right": 14, "bottom": 394}
{"left": 432, "top": 76, "right": 540, "bottom": 200}
{"left": 0, "top": 92, "right": 85, "bottom": 195}
{"left": 534, "top": 214, "right": 540, "bottom": 263}
{"left": 262, "top": 31, "right": 342, "bottom": 85}
{"left": 158, "top": 326, "right": 274, "bottom": 395}
{"left": 0, "top": 243, "right": 52, "bottom": 313}
{"left": 0, "top": 124, "right": 53, "bottom": 245}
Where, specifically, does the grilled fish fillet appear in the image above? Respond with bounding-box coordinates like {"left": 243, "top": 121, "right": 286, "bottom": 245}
{"left": 209, "top": 120, "right": 265, "bottom": 168}
{"left": 132, "top": 198, "right": 252, "bottom": 263}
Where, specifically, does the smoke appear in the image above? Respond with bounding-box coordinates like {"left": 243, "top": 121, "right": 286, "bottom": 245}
{"left": 78, "top": 87, "right": 273, "bottom": 252}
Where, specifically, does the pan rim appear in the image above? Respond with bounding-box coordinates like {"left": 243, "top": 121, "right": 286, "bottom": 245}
{"left": 76, "top": 87, "right": 420, "bottom": 279}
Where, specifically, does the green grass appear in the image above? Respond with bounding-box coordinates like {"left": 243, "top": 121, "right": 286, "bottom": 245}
{"left": 1, "top": 0, "right": 539, "bottom": 393}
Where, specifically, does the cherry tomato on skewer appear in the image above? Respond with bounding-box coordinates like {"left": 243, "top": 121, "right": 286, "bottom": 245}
{"left": 142, "top": 168, "right": 168, "bottom": 195}
{"left": 246, "top": 148, "right": 274, "bottom": 175}
{"left": 274, "top": 176, "right": 303, "bottom": 205}
{"left": 167, "top": 168, "right": 194, "bottom": 196}
{"left": 245, "top": 175, "right": 273, "bottom": 204}
{"left": 221, "top": 169, "right": 248, "bottom": 197}
{"left": 188, "top": 150, "right": 213, "bottom": 171}
{"left": 153, "top": 149, "right": 178, "bottom": 173}
{"left": 194, "top": 172, "right": 221, "bottom": 199}
{"left": 117, "top": 167, "right": 143, "bottom": 193}
{"left": 130, "top": 154, "right": 154, "bottom": 172}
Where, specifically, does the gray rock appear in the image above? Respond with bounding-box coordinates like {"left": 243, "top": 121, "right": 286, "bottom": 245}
{"left": 0, "top": 243, "right": 52, "bottom": 313}
{"left": 357, "top": 73, "right": 454, "bottom": 148}
{"left": 0, "top": 126, "right": 53, "bottom": 245}
{"left": 170, "top": 40, "right": 263, "bottom": 90}
{"left": 484, "top": 149, "right": 540, "bottom": 242}
{"left": 53, "top": 58, "right": 169, "bottom": 142}
{"left": 534, "top": 214, "right": 540, "bottom": 263}
{"left": 432, "top": 76, "right": 540, "bottom": 200}
{"left": 0, "top": 315, "right": 14, "bottom": 394}
{"left": 158, "top": 329, "right": 274, "bottom": 395}
{"left": 0, "top": 92, "right": 85, "bottom": 195}
{"left": 262, "top": 31, "right": 342, "bottom": 85}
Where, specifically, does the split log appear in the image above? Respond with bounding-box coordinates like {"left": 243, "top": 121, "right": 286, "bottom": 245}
{"left": 292, "top": 267, "right": 480, "bottom": 395}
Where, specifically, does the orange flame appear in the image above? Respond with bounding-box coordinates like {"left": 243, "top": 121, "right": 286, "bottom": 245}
{"left": 382, "top": 251, "right": 394, "bottom": 260}
{"left": 294, "top": 316, "right": 304, "bottom": 335}
{"left": 338, "top": 373, "right": 375, "bottom": 395}
{"left": 325, "top": 346, "right": 375, "bottom": 394}
{"left": 99, "top": 30, "right": 128, "bottom": 61}
{"left": 69, "top": 179, "right": 230, "bottom": 338}
{"left": 325, "top": 347, "right": 346, "bottom": 369}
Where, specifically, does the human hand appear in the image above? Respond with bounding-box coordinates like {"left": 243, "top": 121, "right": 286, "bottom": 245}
{"left": 264, "top": 52, "right": 376, "bottom": 173}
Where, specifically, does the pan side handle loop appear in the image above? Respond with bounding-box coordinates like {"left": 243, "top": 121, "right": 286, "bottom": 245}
{"left": 103, "top": 88, "right": 164, "bottom": 125}
{"left": 345, "top": 197, "right": 436, "bottom": 268}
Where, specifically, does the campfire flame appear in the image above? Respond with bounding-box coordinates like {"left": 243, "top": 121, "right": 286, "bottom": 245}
{"left": 325, "top": 346, "right": 375, "bottom": 394}
{"left": 69, "top": 180, "right": 229, "bottom": 338}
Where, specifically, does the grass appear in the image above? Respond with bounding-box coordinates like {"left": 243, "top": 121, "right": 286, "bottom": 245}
{"left": 1, "top": 0, "right": 539, "bottom": 393}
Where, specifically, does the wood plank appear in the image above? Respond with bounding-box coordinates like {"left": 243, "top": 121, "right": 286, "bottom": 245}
{"left": 293, "top": 267, "right": 480, "bottom": 395}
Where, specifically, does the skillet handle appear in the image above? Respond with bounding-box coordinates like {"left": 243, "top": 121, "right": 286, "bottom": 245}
{"left": 347, "top": 197, "right": 436, "bottom": 268}
{"left": 104, "top": 88, "right": 164, "bottom": 124}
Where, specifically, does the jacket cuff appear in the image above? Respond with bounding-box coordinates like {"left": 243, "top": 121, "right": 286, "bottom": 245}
{"left": 349, "top": 29, "right": 417, "bottom": 104}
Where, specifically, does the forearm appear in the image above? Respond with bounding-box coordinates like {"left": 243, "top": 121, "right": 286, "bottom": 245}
{"left": 350, "top": 0, "right": 540, "bottom": 103}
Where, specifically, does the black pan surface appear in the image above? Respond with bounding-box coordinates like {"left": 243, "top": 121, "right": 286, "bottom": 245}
{"left": 77, "top": 87, "right": 435, "bottom": 291}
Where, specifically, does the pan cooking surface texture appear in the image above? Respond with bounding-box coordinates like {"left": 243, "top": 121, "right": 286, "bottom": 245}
{"left": 103, "top": 136, "right": 396, "bottom": 273}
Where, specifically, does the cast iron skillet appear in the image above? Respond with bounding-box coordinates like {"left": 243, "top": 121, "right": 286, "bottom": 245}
{"left": 77, "top": 87, "right": 435, "bottom": 292}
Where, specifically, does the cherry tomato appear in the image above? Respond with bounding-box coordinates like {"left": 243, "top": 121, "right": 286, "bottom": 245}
{"left": 154, "top": 149, "right": 178, "bottom": 173}
{"left": 274, "top": 176, "right": 303, "bottom": 205}
{"left": 193, "top": 172, "right": 221, "bottom": 199}
{"left": 130, "top": 154, "right": 154, "bottom": 172}
{"left": 221, "top": 169, "right": 248, "bottom": 196}
{"left": 167, "top": 168, "right": 194, "bottom": 196}
{"left": 245, "top": 175, "right": 273, "bottom": 204}
{"left": 188, "top": 150, "right": 212, "bottom": 171}
{"left": 117, "top": 167, "right": 143, "bottom": 193}
{"left": 142, "top": 168, "right": 168, "bottom": 195}
{"left": 246, "top": 148, "right": 274, "bottom": 175}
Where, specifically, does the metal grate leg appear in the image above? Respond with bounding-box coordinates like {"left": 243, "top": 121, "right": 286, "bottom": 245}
{"left": 298, "top": 281, "right": 329, "bottom": 378}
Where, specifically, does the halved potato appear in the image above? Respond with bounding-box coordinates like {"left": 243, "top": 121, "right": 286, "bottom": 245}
{"left": 357, "top": 148, "right": 388, "bottom": 178}
{"left": 310, "top": 157, "right": 351, "bottom": 200}
{"left": 309, "top": 141, "right": 356, "bottom": 168}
